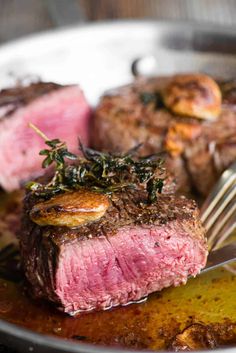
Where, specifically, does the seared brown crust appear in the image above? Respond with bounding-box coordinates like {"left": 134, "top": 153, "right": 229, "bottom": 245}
{"left": 30, "top": 190, "right": 110, "bottom": 227}
{"left": 165, "top": 122, "right": 202, "bottom": 157}
{"left": 23, "top": 189, "right": 205, "bottom": 246}
{"left": 92, "top": 76, "right": 236, "bottom": 196}
{"left": 0, "top": 82, "right": 63, "bottom": 118}
{"left": 91, "top": 79, "right": 171, "bottom": 157}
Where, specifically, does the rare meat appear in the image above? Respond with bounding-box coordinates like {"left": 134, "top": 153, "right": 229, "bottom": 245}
{"left": 20, "top": 188, "right": 207, "bottom": 315}
{"left": 91, "top": 74, "right": 236, "bottom": 195}
{"left": 0, "top": 82, "right": 91, "bottom": 191}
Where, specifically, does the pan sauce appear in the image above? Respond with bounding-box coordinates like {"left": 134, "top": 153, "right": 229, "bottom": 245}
{"left": 0, "top": 192, "right": 236, "bottom": 351}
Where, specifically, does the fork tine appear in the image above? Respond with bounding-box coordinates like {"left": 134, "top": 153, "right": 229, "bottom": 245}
{"left": 223, "top": 263, "right": 236, "bottom": 275}
{"left": 203, "top": 184, "right": 236, "bottom": 232}
{"left": 200, "top": 162, "right": 236, "bottom": 223}
{"left": 199, "top": 161, "right": 236, "bottom": 274}
{"left": 208, "top": 204, "right": 236, "bottom": 249}
{"left": 213, "top": 218, "right": 236, "bottom": 250}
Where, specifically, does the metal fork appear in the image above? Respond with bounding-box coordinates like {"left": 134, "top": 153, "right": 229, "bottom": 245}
{"left": 200, "top": 161, "right": 236, "bottom": 250}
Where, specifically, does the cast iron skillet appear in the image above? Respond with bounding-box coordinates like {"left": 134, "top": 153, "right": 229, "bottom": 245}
{"left": 0, "top": 20, "right": 236, "bottom": 353}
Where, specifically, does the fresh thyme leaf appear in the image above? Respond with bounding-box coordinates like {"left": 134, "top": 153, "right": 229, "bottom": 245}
{"left": 62, "top": 151, "right": 77, "bottom": 160}
{"left": 42, "top": 155, "right": 53, "bottom": 168}
{"left": 147, "top": 178, "right": 164, "bottom": 203}
{"left": 139, "top": 91, "right": 164, "bottom": 109}
{"left": 39, "top": 140, "right": 77, "bottom": 170}
{"left": 28, "top": 125, "right": 166, "bottom": 203}
{"left": 39, "top": 149, "right": 49, "bottom": 156}
{"left": 46, "top": 139, "right": 61, "bottom": 147}
{"left": 25, "top": 181, "right": 42, "bottom": 190}
{"left": 140, "top": 92, "right": 157, "bottom": 105}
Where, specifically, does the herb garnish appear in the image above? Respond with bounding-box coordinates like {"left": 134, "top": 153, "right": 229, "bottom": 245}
{"left": 139, "top": 91, "right": 164, "bottom": 109}
{"left": 27, "top": 124, "right": 165, "bottom": 203}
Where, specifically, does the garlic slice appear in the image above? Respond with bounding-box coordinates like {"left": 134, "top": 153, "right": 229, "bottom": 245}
{"left": 163, "top": 74, "right": 222, "bottom": 120}
{"left": 30, "top": 190, "right": 110, "bottom": 227}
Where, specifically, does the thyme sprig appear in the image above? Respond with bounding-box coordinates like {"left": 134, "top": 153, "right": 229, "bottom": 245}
{"left": 27, "top": 124, "right": 165, "bottom": 203}
{"left": 27, "top": 123, "right": 77, "bottom": 194}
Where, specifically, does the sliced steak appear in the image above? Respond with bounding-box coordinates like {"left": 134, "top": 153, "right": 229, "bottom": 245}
{"left": 0, "top": 82, "right": 91, "bottom": 191}
{"left": 20, "top": 189, "right": 207, "bottom": 315}
{"left": 92, "top": 76, "right": 236, "bottom": 196}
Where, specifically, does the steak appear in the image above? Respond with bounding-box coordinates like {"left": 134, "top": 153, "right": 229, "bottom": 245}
{"left": 0, "top": 82, "right": 91, "bottom": 191}
{"left": 91, "top": 75, "right": 236, "bottom": 195}
{"left": 20, "top": 189, "right": 207, "bottom": 315}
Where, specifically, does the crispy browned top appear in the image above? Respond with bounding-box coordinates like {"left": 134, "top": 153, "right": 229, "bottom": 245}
{"left": 23, "top": 189, "right": 204, "bottom": 246}
{"left": 92, "top": 75, "right": 236, "bottom": 196}
{"left": 94, "top": 76, "right": 236, "bottom": 155}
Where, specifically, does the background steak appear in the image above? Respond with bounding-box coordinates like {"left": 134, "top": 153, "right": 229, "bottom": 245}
{"left": 91, "top": 76, "right": 236, "bottom": 196}
{"left": 20, "top": 190, "right": 208, "bottom": 315}
{"left": 0, "top": 82, "right": 91, "bottom": 191}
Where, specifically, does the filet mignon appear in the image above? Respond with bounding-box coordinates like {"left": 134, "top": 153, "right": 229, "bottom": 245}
{"left": 20, "top": 189, "right": 207, "bottom": 315}
{"left": 91, "top": 75, "right": 236, "bottom": 195}
{"left": 0, "top": 82, "right": 91, "bottom": 191}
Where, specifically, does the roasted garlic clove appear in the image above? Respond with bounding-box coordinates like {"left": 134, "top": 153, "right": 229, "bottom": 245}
{"left": 163, "top": 74, "right": 222, "bottom": 120}
{"left": 30, "top": 190, "right": 110, "bottom": 227}
{"left": 165, "top": 122, "right": 202, "bottom": 157}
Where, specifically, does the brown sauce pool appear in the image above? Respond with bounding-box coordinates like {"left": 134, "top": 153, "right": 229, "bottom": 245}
{"left": 0, "top": 191, "right": 236, "bottom": 351}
